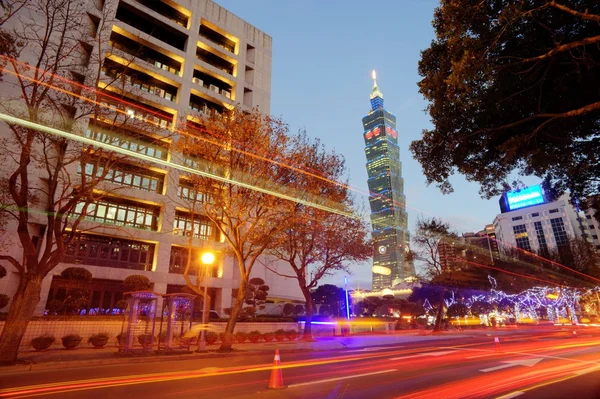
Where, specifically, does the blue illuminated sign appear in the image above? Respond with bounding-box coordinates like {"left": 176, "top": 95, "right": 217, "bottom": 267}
{"left": 506, "top": 185, "right": 545, "bottom": 210}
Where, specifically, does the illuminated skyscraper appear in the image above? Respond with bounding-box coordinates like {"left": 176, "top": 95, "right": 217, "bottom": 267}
{"left": 362, "top": 71, "right": 415, "bottom": 290}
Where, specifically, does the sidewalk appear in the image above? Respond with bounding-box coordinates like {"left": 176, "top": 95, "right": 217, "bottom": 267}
{"left": 0, "top": 330, "right": 472, "bottom": 374}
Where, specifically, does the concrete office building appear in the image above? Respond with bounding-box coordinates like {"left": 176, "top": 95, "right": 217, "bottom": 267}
{"left": 493, "top": 185, "right": 592, "bottom": 255}
{"left": 362, "top": 71, "right": 415, "bottom": 290}
{"left": 0, "top": 0, "right": 303, "bottom": 316}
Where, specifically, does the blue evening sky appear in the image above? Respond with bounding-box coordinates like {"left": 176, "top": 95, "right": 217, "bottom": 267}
{"left": 216, "top": 1, "right": 535, "bottom": 289}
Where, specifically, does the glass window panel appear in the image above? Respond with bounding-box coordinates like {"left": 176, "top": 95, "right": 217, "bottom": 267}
{"left": 136, "top": 212, "right": 145, "bottom": 226}
{"left": 116, "top": 208, "right": 126, "bottom": 222}
{"left": 106, "top": 206, "right": 117, "bottom": 220}
{"left": 150, "top": 179, "right": 158, "bottom": 191}
{"left": 133, "top": 175, "right": 142, "bottom": 187}
{"left": 145, "top": 213, "right": 154, "bottom": 227}
{"left": 96, "top": 204, "right": 106, "bottom": 218}
{"left": 123, "top": 174, "right": 132, "bottom": 185}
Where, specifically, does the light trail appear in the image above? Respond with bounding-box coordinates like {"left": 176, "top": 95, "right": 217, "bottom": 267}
{"left": 0, "top": 112, "right": 355, "bottom": 219}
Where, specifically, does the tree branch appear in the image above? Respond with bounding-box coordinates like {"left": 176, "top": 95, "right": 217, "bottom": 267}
{"left": 547, "top": 1, "right": 600, "bottom": 23}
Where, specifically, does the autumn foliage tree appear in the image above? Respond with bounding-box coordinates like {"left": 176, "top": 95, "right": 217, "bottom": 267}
{"left": 266, "top": 135, "right": 372, "bottom": 340}
{"left": 177, "top": 107, "right": 293, "bottom": 351}
{"left": 412, "top": 0, "right": 600, "bottom": 211}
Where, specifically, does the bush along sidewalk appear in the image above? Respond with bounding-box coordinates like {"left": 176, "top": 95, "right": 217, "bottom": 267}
{"left": 61, "top": 334, "right": 83, "bottom": 350}
{"left": 88, "top": 333, "right": 110, "bottom": 349}
{"left": 31, "top": 335, "right": 55, "bottom": 351}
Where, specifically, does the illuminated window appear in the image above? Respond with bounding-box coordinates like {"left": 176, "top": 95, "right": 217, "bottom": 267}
{"left": 74, "top": 199, "right": 159, "bottom": 230}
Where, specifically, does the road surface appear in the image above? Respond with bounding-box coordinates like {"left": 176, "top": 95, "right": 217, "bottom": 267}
{"left": 1, "top": 329, "right": 600, "bottom": 398}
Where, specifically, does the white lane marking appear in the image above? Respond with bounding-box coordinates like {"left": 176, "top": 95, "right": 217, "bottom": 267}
{"left": 495, "top": 391, "right": 524, "bottom": 399}
{"left": 288, "top": 369, "right": 398, "bottom": 388}
{"left": 480, "top": 358, "right": 543, "bottom": 373}
{"left": 389, "top": 350, "right": 458, "bottom": 361}
{"left": 345, "top": 346, "right": 404, "bottom": 353}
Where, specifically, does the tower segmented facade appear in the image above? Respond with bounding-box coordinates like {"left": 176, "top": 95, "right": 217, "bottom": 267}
{"left": 362, "top": 71, "right": 415, "bottom": 290}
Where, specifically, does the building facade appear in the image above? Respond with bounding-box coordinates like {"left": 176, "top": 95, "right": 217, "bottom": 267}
{"left": 0, "top": 0, "right": 303, "bottom": 316}
{"left": 493, "top": 185, "right": 591, "bottom": 255}
{"left": 362, "top": 71, "right": 415, "bottom": 290}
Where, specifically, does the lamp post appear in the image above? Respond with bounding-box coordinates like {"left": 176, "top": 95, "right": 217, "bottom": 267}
{"left": 197, "top": 251, "right": 215, "bottom": 352}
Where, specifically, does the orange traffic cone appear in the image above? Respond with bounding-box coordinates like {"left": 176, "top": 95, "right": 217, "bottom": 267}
{"left": 494, "top": 336, "right": 500, "bottom": 351}
{"left": 267, "top": 349, "right": 286, "bottom": 389}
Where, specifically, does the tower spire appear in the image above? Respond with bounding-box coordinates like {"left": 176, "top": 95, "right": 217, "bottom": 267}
{"left": 370, "top": 69, "right": 384, "bottom": 110}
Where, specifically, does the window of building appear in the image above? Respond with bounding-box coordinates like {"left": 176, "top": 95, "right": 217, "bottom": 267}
{"left": 550, "top": 217, "right": 569, "bottom": 246}
{"left": 80, "top": 162, "right": 164, "bottom": 193}
{"left": 46, "top": 277, "right": 128, "bottom": 315}
{"left": 85, "top": 124, "right": 169, "bottom": 160}
{"left": 589, "top": 225, "right": 595, "bottom": 230}
{"left": 593, "top": 235, "right": 598, "bottom": 240}
{"left": 173, "top": 211, "right": 218, "bottom": 241}
{"left": 64, "top": 233, "right": 155, "bottom": 271}
{"left": 512, "top": 216, "right": 523, "bottom": 221}
{"left": 169, "top": 246, "right": 219, "bottom": 277}
{"left": 549, "top": 209, "right": 559, "bottom": 214}
{"left": 531, "top": 212, "right": 540, "bottom": 217}
{"left": 512, "top": 224, "right": 531, "bottom": 251}
{"left": 178, "top": 182, "right": 212, "bottom": 203}
{"left": 534, "top": 221, "right": 548, "bottom": 253}
{"left": 74, "top": 198, "right": 160, "bottom": 231}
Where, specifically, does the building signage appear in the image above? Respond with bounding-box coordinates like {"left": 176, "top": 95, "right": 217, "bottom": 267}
{"left": 506, "top": 185, "right": 545, "bottom": 211}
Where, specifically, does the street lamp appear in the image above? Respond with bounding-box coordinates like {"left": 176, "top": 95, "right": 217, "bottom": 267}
{"left": 197, "top": 251, "right": 215, "bottom": 352}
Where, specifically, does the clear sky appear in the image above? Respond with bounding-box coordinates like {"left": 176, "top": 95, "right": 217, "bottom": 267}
{"left": 216, "top": 0, "right": 532, "bottom": 289}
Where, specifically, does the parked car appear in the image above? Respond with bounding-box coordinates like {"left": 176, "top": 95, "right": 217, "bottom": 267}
{"left": 193, "top": 310, "right": 221, "bottom": 320}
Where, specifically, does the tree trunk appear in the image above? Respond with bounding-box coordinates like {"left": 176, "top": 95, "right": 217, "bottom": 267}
{"left": 301, "top": 287, "right": 316, "bottom": 342}
{"left": 0, "top": 275, "right": 43, "bottom": 364}
{"left": 433, "top": 289, "right": 445, "bottom": 333}
{"left": 218, "top": 277, "right": 248, "bottom": 351}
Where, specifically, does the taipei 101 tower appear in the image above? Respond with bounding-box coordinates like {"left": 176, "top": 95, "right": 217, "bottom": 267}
{"left": 362, "top": 71, "right": 415, "bottom": 290}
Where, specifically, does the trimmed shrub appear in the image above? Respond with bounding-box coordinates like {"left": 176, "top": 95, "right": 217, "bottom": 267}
{"left": 61, "top": 334, "right": 83, "bottom": 350}
{"left": 205, "top": 331, "right": 218, "bottom": 345}
{"left": 137, "top": 333, "right": 153, "bottom": 348}
{"left": 274, "top": 329, "right": 286, "bottom": 341}
{"left": 263, "top": 332, "right": 274, "bottom": 342}
{"left": 124, "top": 275, "right": 151, "bottom": 292}
{"left": 235, "top": 331, "right": 248, "bottom": 343}
{"left": 61, "top": 267, "right": 92, "bottom": 281}
{"left": 282, "top": 303, "right": 295, "bottom": 316}
{"left": 31, "top": 335, "right": 55, "bottom": 351}
{"left": 88, "top": 332, "right": 110, "bottom": 348}
{"left": 248, "top": 330, "right": 261, "bottom": 343}
{"left": 285, "top": 329, "right": 298, "bottom": 341}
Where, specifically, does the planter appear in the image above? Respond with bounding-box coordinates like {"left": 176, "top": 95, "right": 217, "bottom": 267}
{"left": 285, "top": 330, "right": 298, "bottom": 341}
{"left": 61, "top": 335, "right": 82, "bottom": 350}
{"left": 116, "top": 334, "right": 127, "bottom": 348}
{"left": 137, "top": 334, "right": 153, "bottom": 348}
{"left": 235, "top": 332, "right": 248, "bottom": 343}
{"left": 248, "top": 331, "right": 261, "bottom": 343}
{"left": 89, "top": 337, "right": 109, "bottom": 348}
{"left": 31, "top": 336, "right": 55, "bottom": 351}
{"left": 274, "top": 334, "right": 286, "bottom": 342}
{"left": 205, "top": 332, "right": 218, "bottom": 345}
{"left": 263, "top": 333, "right": 274, "bottom": 342}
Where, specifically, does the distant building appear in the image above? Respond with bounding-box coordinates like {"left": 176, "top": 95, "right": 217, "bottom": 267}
{"left": 362, "top": 71, "right": 415, "bottom": 290}
{"left": 493, "top": 185, "right": 591, "bottom": 255}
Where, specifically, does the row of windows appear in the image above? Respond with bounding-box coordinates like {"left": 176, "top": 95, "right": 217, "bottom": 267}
{"left": 85, "top": 127, "right": 169, "bottom": 160}
{"left": 173, "top": 212, "right": 217, "bottom": 241}
{"left": 178, "top": 184, "right": 211, "bottom": 203}
{"left": 74, "top": 199, "right": 160, "bottom": 231}
{"left": 64, "top": 234, "right": 222, "bottom": 276}
{"left": 101, "top": 65, "right": 177, "bottom": 102}
{"left": 512, "top": 218, "right": 569, "bottom": 251}
{"left": 97, "top": 99, "right": 173, "bottom": 129}
{"left": 512, "top": 209, "right": 560, "bottom": 221}
{"left": 550, "top": 217, "right": 569, "bottom": 246}
{"left": 65, "top": 234, "right": 155, "bottom": 271}
{"left": 534, "top": 221, "right": 548, "bottom": 253}
{"left": 80, "top": 162, "right": 164, "bottom": 193}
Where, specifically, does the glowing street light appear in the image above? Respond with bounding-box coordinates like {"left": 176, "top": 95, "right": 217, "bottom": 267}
{"left": 197, "top": 251, "right": 215, "bottom": 352}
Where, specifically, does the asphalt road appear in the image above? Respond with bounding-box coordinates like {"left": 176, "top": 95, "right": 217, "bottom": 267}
{"left": 1, "top": 329, "right": 600, "bottom": 399}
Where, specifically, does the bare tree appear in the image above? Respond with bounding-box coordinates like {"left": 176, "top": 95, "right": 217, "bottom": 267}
{"left": 0, "top": 0, "right": 168, "bottom": 364}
